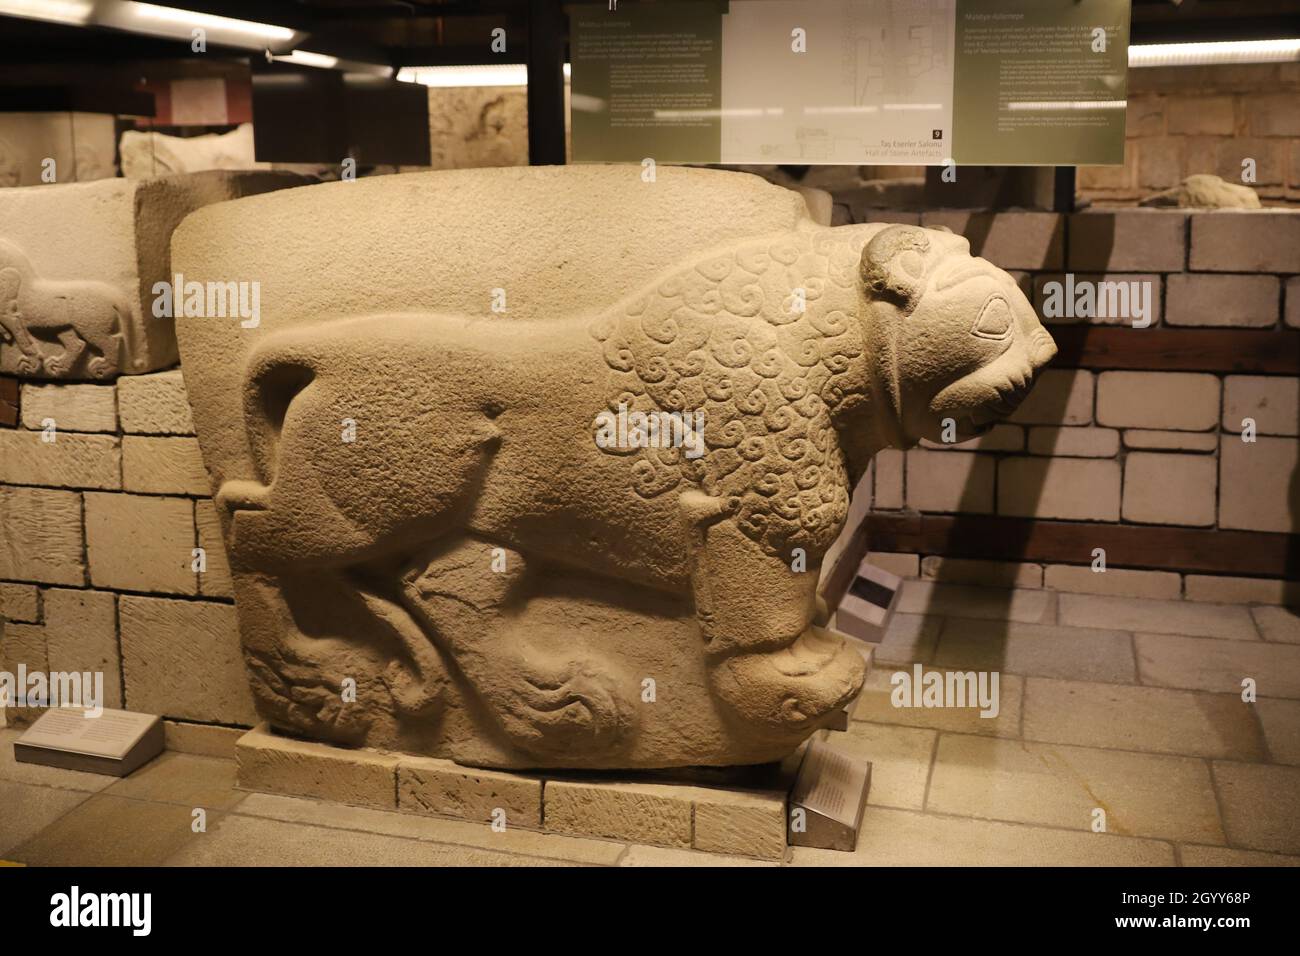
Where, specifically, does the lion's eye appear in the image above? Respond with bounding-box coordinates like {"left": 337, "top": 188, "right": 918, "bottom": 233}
{"left": 972, "top": 296, "right": 1012, "bottom": 339}
{"left": 898, "top": 250, "right": 925, "bottom": 279}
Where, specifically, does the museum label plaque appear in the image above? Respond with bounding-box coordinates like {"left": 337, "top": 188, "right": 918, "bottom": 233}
{"left": 15, "top": 707, "right": 164, "bottom": 777}
{"left": 572, "top": 0, "right": 1130, "bottom": 166}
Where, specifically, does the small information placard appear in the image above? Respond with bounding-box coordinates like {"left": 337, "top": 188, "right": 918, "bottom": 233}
{"left": 15, "top": 707, "right": 163, "bottom": 777}
{"left": 572, "top": 0, "right": 1130, "bottom": 166}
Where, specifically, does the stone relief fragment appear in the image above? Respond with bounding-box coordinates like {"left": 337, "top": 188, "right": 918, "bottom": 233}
{"left": 173, "top": 167, "right": 1056, "bottom": 770}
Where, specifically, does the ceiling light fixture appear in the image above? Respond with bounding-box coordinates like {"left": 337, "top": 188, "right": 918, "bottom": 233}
{"left": 1129, "top": 38, "right": 1300, "bottom": 68}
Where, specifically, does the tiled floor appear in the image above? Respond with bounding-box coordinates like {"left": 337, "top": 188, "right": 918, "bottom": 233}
{"left": 3, "top": 580, "right": 1299, "bottom": 866}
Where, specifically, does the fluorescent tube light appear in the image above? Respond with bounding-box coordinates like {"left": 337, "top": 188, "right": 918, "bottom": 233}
{"left": 1129, "top": 38, "right": 1300, "bottom": 68}
{"left": 397, "top": 63, "right": 572, "bottom": 88}
{"left": 273, "top": 50, "right": 340, "bottom": 69}
{"left": 128, "top": 2, "right": 295, "bottom": 42}
{"left": 0, "top": 0, "right": 93, "bottom": 26}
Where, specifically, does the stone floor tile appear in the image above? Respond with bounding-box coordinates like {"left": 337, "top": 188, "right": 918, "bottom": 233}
{"left": 851, "top": 666, "right": 1023, "bottom": 738}
{"left": 897, "top": 581, "right": 1053, "bottom": 623}
{"left": 1252, "top": 606, "right": 1300, "bottom": 644}
{"left": 234, "top": 791, "right": 626, "bottom": 865}
{"left": 934, "top": 619, "right": 1136, "bottom": 683}
{"left": 1179, "top": 845, "right": 1300, "bottom": 867}
{"left": 0, "top": 729, "right": 117, "bottom": 793}
{"left": 165, "top": 813, "right": 577, "bottom": 866}
{"left": 1023, "top": 678, "right": 1266, "bottom": 760}
{"left": 1136, "top": 634, "right": 1300, "bottom": 698}
{"left": 1255, "top": 699, "right": 1300, "bottom": 765}
{"left": 1060, "top": 594, "right": 1258, "bottom": 640}
{"left": 828, "top": 722, "right": 936, "bottom": 810}
{"left": 870, "top": 613, "right": 943, "bottom": 665}
{"left": 1212, "top": 762, "right": 1300, "bottom": 855}
{"left": 927, "top": 734, "right": 1224, "bottom": 845}
{"left": 618, "top": 844, "right": 778, "bottom": 866}
{"left": 9, "top": 795, "right": 206, "bottom": 866}
{"left": 789, "top": 806, "right": 1174, "bottom": 867}
{"left": 105, "top": 752, "right": 245, "bottom": 811}
{"left": 0, "top": 781, "right": 89, "bottom": 856}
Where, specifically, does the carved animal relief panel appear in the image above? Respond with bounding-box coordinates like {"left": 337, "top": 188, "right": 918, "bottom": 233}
{"left": 173, "top": 167, "right": 1055, "bottom": 769}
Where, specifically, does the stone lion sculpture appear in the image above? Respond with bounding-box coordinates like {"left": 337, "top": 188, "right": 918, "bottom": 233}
{"left": 174, "top": 167, "right": 1055, "bottom": 770}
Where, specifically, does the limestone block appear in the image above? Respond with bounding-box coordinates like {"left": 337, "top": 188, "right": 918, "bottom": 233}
{"left": 40, "top": 588, "right": 122, "bottom": 709}
{"left": 1218, "top": 436, "right": 1298, "bottom": 533}
{"left": 1137, "top": 137, "right": 1184, "bottom": 189}
{"left": 544, "top": 780, "right": 694, "bottom": 847}
{"left": 84, "top": 492, "right": 196, "bottom": 594}
{"left": 0, "top": 112, "right": 116, "bottom": 187}
{"left": 1288, "top": 278, "right": 1300, "bottom": 329}
{"left": 120, "top": 595, "right": 257, "bottom": 725}
{"left": 873, "top": 449, "right": 904, "bottom": 508}
{"left": 1043, "top": 565, "right": 1181, "bottom": 600}
{"left": 1223, "top": 376, "right": 1300, "bottom": 437}
{"left": 1068, "top": 210, "right": 1186, "bottom": 272}
{"left": 0, "top": 582, "right": 40, "bottom": 623}
{"left": 121, "top": 435, "right": 210, "bottom": 495}
{"left": 1123, "top": 452, "right": 1217, "bottom": 527}
{"left": 0, "top": 170, "right": 308, "bottom": 380}
{"left": 164, "top": 720, "right": 245, "bottom": 759}
{"left": 0, "top": 429, "right": 120, "bottom": 489}
{"left": 118, "top": 123, "right": 268, "bottom": 180}
{"left": 693, "top": 788, "right": 787, "bottom": 860}
{"left": 998, "top": 458, "right": 1121, "bottom": 521}
{"left": 1167, "top": 98, "right": 1236, "bottom": 137}
{"left": 1185, "top": 575, "right": 1300, "bottom": 606}
{"left": 1122, "top": 429, "right": 1218, "bottom": 452}
{"left": 0, "top": 620, "right": 47, "bottom": 725}
{"left": 194, "top": 500, "right": 234, "bottom": 598}
{"left": 1008, "top": 369, "right": 1093, "bottom": 426}
{"left": 426, "top": 86, "right": 528, "bottom": 170}
{"left": 117, "top": 368, "right": 194, "bottom": 434}
{"left": 919, "top": 210, "right": 1063, "bottom": 270}
{"left": 172, "top": 166, "right": 1057, "bottom": 770}
{"left": 236, "top": 725, "right": 397, "bottom": 809}
{"left": 1096, "top": 371, "right": 1219, "bottom": 431}
{"left": 0, "top": 486, "right": 84, "bottom": 585}
{"left": 922, "top": 556, "right": 1042, "bottom": 588}
{"left": 919, "top": 423, "right": 1022, "bottom": 453}
{"left": 905, "top": 449, "right": 994, "bottom": 514}
{"left": 1031, "top": 273, "right": 1161, "bottom": 327}
{"left": 398, "top": 755, "right": 542, "bottom": 828}
{"left": 19, "top": 382, "right": 117, "bottom": 432}
{"left": 1166, "top": 274, "right": 1279, "bottom": 327}
{"left": 1027, "top": 426, "right": 1119, "bottom": 458}
{"left": 1190, "top": 211, "right": 1300, "bottom": 273}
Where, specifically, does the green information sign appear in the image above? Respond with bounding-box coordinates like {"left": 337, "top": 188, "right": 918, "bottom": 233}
{"left": 570, "top": 0, "right": 1130, "bottom": 166}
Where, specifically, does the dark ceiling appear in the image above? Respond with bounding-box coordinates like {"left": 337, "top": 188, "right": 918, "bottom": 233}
{"left": 0, "top": 0, "right": 1297, "bottom": 72}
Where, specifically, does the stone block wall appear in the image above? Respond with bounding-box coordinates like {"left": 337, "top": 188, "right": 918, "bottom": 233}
{"left": 0, "top": 368, "right": 253, "bottom": 733}
{"left": 1080, "top": 63, "right": 1300, "bottom": 206}
{"left": 837, "top": 207, "right": 1300, "bottom": 603}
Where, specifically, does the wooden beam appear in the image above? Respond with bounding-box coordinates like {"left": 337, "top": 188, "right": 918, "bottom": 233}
{"left": 862, "top": 512, "right": 1300, "bottom": 580}
{"left": 0, "top": 376, "right": 17, "bottom": 428}
{"left": 1049, "top": 327, "right": 1300, "bottom": 375}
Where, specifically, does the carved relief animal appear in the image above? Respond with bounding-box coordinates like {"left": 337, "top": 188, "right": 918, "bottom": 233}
{"left": 213, "top": 222, "right": 1056, "bottom": 764}
{"left": 0, "top": 238, "right": 140, "bottom": 378}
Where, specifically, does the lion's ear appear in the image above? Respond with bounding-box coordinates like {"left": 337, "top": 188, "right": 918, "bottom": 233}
{"left": 859, "top": 225, "right": 930, "bottom": 313}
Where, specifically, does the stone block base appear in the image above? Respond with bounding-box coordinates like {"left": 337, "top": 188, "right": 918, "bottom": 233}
{"left": 235, "top": 724, "right": 793, "bottom": 861}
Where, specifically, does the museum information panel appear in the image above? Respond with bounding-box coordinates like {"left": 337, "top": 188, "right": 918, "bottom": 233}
{"left": 571, "top": 0, "right": 1130, "bottom": 166}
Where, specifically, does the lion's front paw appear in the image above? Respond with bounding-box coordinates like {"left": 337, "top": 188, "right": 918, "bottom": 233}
{"left": 42, "top": 354, "right": 71, "bottom": 376}
{"left": 709, "top": 627, "right": 866, "bottom": 731}
{"left": 86, "top": 356, "right": 113, "bottom": 379}
{"left": 15, "top": 354, "right": 41, "bottom": 376}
